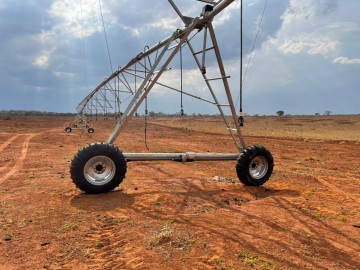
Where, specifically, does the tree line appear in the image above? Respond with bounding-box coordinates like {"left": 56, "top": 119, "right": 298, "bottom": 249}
{"left": 0, "top": 110, "right": 76, "bottom": 116}
{"left": 1, "top": 109, "right": 349, "bottom": 118}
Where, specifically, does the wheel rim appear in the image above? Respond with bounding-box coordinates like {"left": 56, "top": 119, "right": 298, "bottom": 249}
{"left": 249, "top": 156, "right": 268, "bottom": 179}
{"left": 84, "top": 156, "right": 116, "bottom": 186}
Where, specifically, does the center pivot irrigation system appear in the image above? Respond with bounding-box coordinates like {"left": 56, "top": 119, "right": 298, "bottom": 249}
{"left": 69, "top": 0, "right": 274, "bottom": 194}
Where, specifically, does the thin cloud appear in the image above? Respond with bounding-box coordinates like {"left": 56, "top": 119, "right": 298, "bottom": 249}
{"left": 48, "top": 0, "right": 116, "bottom": 38}
{"left": 277, "top": 36, "right": 339, "bottom": 57}
{"left": 333, "top": 57, "right": 360, "bottom": 65}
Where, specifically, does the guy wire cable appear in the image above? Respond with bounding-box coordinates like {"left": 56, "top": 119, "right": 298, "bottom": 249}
{"left": 99, "top": 0, "right": 113, "bottom": 74}
{"left": 80, "top": 0, "right": 88, "bottom": 97}
{"left": 236, "top": 0, "right": 269, "bottom": 114}
{"left": 239, "top": 0, "right": 244, "bottom": 126}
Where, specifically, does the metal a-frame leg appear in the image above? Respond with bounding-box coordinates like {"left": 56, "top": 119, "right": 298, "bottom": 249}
{"left": 186, "top": 22, "right": 246, "bottom": 152}
{"left": 107, "top": 18, "right": 201, "bottom": 144}
{"left": 208, "top": 23, "right": 246, "bottom": 150}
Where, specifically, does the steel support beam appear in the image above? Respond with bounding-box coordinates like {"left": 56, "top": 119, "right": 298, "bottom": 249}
{"left": 124, "top": 152, "right": 239, "bottom": 162}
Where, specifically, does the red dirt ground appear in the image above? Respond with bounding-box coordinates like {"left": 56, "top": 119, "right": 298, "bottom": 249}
{"left": 0, "top": 115, "right": 359, "bottom": 270}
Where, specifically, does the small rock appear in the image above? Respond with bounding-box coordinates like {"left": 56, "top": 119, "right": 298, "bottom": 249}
{"left": 212, "top": 176, "right": 235, "bottom": 184}
{"left": 3, "top": 235, "right": 12, "bottom": 241}
{"left": 353, "top": 223, "right": 360, "bottom": 228}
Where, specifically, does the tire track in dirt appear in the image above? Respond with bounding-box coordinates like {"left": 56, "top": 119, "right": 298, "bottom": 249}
{"left": 315, "top": 176, "right": 360, "bottom": 204}
{"left": 0, "top": 134, "right": 36, "bottom": 185}
{"left": 0, "top": 134, "right": 21, "bottom": 152}
{"left": 81, "top": 215, "right": 145, "bottom": 269}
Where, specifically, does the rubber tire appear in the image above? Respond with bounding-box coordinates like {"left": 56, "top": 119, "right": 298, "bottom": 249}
{"left": 236, "top": 145, "right": 274, "bottom": 186}
{"left": 73, "top": 125, "right": 78, "bottom": 128}
{"left": 70, "top": 143, "right": 127, "bottom": 194}
{"left": 65, "top": 127, "right": 72, "bottom": 133}
{"left": 88, "top": 128, "right": 95, "bottom": 133}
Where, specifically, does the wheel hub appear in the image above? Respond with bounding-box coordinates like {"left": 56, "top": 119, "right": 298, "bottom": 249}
{"left": 94, "top": 163, "right": 106, "bottom": 174}
{"left": 84, "top": 156, "right": 116, "bottom": 186}
{"left": 249, "top": 156, "right": 268, "bottom": 180}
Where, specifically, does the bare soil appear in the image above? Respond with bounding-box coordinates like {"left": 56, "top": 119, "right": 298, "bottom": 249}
{"left": 0, "top": 115, "right": 359, "bottom": 270}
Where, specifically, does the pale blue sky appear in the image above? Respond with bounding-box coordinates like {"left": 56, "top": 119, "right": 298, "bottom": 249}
{"left": 1, "top": 0, "right": 359, "bottom": 115}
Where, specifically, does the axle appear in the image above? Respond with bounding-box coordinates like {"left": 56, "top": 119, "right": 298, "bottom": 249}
{"left": 124, "top": 152, "right": 239, "bottom": 162}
